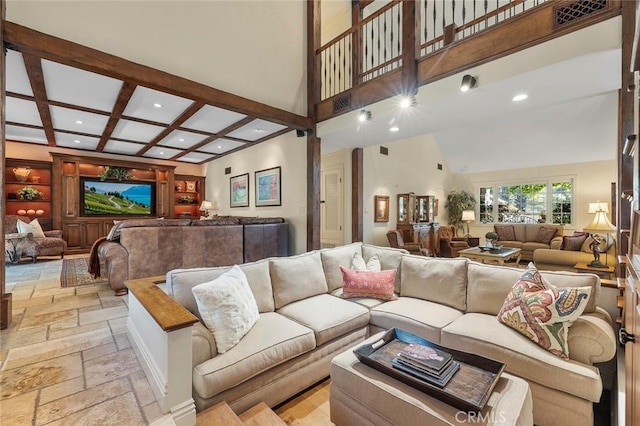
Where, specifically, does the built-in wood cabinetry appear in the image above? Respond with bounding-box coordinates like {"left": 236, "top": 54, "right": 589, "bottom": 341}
{"left": 4, "top": 159, "right": 53, "bottom": 230}
{"left": 51, "top": 153, "right": 176, "bottom": 253}
{"left": 174, "top": 174, "right": 205, "bottom": 218}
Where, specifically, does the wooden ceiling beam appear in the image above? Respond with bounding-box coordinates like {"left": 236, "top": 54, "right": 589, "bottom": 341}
{"left": 170, "top": 116, "right": 255, "bottom": 161}
{"left": 21, "top": 53, "right": 55, "bottom": 146}
{"left": 135, "top": 101, "right": 206, "bottom": 156}
{"left": 5, "top": 22, "right": 313, "bottom": 131}
{"left": 97, "top": 82, "right": 136, "bottom": 151}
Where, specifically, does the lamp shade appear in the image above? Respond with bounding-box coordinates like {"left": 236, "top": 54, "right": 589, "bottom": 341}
{"left": 588, "top": 202, "right": 608, "bottom": 214}
{"left": 199, "top": 200, "right": 213, "bottom": 210}
{"left": 583, "top": 210, "right": 616, "bottom": 233}
{"left": 461, "top": 210, "right": 476, "bottom": 221}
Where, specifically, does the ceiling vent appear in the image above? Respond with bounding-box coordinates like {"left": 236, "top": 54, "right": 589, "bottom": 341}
{"left": 555, "top": 0, "right": 608, "bottom": 27}
{"left": 332, "top": 94, "right": 352, "bottom": 114}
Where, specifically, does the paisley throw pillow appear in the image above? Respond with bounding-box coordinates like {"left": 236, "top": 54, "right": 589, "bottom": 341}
{"left": 497, "top": 265, "right": 591, "bottom": 359}
{"left": 339, "top": 266, "right": 397, "bottom": 301}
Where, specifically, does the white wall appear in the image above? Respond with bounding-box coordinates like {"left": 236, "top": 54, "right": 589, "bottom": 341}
{"left": 363, "top": 134, "right": 451, "bottom": 246}
{"left": 7, "top": 1, "right": 307, "bottom": 115}
{"left": 203, "top": 132, "right": 307, "bottom": 255}
{"left": 450, "top": 159, "right": 617, "bottom": 239}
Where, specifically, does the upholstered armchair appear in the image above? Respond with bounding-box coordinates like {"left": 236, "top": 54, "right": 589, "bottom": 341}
{"left": 5, "top": 215, "right": 66, "bottom": 262}
{"left": 438, "top": 225, "right": 470, "bottom": 258}
{"left": 386, "top": 230, "right": 424, "bottom": 255}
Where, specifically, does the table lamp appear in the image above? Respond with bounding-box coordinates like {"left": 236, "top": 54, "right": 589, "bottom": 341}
{"left": 461, "top": 210, "right": 475, "bottom": 237}
{"left": 199, "top": 200, "right": 214, "bottom": 218}
{"left": 583, "top": 202, "right": 616, "bottom": 267}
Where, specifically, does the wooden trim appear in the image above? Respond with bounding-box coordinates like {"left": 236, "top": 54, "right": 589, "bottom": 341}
{"left": 1, "top": 0, "right": 9, "bottom": 330}
{"left": 22, "top": 53, "right": 55, "bottom": 146}
{"left": 136, "top": 101, "right": 205, "bottom": 156}
{"left": 125, "top": 276, "right": 198, "bottom": 332}
{"left": 401, "top": 0, "right": 418, "bottom": 97}
{"left": 4, "top": 21, "right": 313, "bottom": 131}
{"left": 633, "top": 0, "right": 640, "bottom": 72}
{"left": 351, "top": 148, "right": 363, "bottom": 242}
{"left": 307, "top": 135, "right": 321, "bottom": 251}
{"left": 618, "top": 0, "right": 637, "bottom": 256}
{"left": 97, "top": 82, "right": 136, "bottom": 151}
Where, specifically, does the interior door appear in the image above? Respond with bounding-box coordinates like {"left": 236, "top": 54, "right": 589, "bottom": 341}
{"left": 321, "top": 164, "right": 344, "bottom": 247}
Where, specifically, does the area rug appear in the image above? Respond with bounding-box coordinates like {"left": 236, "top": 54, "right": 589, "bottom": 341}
{"left": 60, "top": 256, "right": 109, "bottom": 288}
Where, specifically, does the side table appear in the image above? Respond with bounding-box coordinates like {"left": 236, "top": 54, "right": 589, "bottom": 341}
{"left": 5, "top": 232, "right": 28, "bottom": 264}
{"left": 573, "top": 262, "right": 615, "bottom": 280}
{"left": 467, "top": 237, "right": 480, "bottom": 247}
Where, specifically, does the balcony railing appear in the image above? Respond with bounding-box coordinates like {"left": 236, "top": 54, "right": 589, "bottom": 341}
{"left": 319, "top": 0, "right": 550, "bottom": 102}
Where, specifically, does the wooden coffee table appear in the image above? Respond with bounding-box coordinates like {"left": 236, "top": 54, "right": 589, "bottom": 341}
{"left": 458, "top": 246, "right": 522, "bottom": 265}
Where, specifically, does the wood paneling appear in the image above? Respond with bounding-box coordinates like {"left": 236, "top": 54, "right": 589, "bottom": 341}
{"left": 62, "top": 222, "right": 84, "bottom": 250}
{"left": 1, "top": 0, "right": 9, "bottom": 330}
{"left": 307, "top": 135, "right": 321, "bottom": 251}
{"left": 62, "top": 175, "right": 77, "bottom": 217}
{"left": 351, "top": 148, "right": 363, "bottom": 242}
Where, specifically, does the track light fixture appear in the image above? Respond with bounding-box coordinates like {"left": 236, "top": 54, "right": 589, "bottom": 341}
{"left": 460, "top": 74, "right": 477, "bottom": 92}
{"left": 358, "top": 109, "right": 372, "bottom": 122}
{"left": 399, "top": 96, "right": 416, "bottom": 108}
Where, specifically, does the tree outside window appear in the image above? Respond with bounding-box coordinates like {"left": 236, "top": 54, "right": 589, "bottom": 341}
{"left": 478, "top": 179, "right": 573, "bottom": 225}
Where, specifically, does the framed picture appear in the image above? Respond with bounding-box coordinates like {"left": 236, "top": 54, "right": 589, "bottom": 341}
{"left": 230, "top": 173, "right": 249, "bottom": 207}
{"left": 255, "top": 166, "right": 281, "bottom": 207}
{"left": 374, "top": 195, "right": 390, "bottom": 222}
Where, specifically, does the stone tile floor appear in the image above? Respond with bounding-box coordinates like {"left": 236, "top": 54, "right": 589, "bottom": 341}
{"left": 0, "top": 255, "right": 170, "bottom": 425}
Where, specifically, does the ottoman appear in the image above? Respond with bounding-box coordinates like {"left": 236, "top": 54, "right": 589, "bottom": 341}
{"left": 330, "top": 333, "right": 533, "bottom": 426}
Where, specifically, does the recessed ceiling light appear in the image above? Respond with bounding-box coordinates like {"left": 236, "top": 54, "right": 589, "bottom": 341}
{"left": 159, "top": 151, "right": 165, "bottom": 155}
{"left": 400, "top": 96, "right": 416, "bottom": 108}
{"left": 218, "top": 145, "right": 222, "bottom": 149}
{"left": 512, "top": 93, "right": 528, "bottom": 102}
{"left": 75, "top": 120, "right": 83, "bottom": 125}
{"left": 254, "top": 128, "right": 265, "bottom": 133}
{"left": 73, "top": 139, "right": 81, "bottom": 144}
{"left": 153, "top": 103, "right": 162, "bottom": 108}
{"left": 390, "top": 126, "right": 400, "bottom": 132}
{"left": 358, "top": 109, "right": 372, "bottom": 122}
{"left": 178, "top": 138, "right": 185, "bottom": 142}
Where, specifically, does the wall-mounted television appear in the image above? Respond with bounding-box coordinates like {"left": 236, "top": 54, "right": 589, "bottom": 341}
{"left": 80, "top": 178, "right": 156, "bottom": 216}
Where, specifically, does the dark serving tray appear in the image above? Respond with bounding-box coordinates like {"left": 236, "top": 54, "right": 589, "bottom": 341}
{"left": 353, "top": 328, "right": 505, "bottom": 412}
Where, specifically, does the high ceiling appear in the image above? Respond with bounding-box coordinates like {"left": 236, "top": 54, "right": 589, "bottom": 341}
{"left": 3, "top": 23, "right": 311, "bottom": 165}
{"left": 317, "top": 18, "right": 622, "bottom": 174}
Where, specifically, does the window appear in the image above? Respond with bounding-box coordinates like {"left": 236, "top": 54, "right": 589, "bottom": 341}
{"left": 478, "top": 179, "right": 573, "bottom": 225}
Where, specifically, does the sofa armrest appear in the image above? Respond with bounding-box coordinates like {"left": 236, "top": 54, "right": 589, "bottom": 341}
{"left": 192, "top": 322, "right": 218, "bottom": 366}
{"left": 550, "top": 236, "right": 563, "bottom": 250}
{"left": 567, "top": 310, "right": 616, "bottom": 364}
{"left": 43, "top": 230, "right": 63, "bottom": 238}
{"left": 97, "top": 241, "right": 129, "bottom": 291}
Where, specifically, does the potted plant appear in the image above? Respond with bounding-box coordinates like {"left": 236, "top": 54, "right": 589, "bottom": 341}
{"left": 485, "top": 231, "right": 499, "bottom": 247}
{"left": 99, "top": 166, "right": 133, "bottom": 181}
{"left": 445, "top": 190, "right": 477, "bottom": 234}
{"left": 17, "top": 186, "right": 44, "bottom": 200}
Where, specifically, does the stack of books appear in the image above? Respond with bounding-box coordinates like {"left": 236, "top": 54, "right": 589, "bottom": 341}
{"left": 391, "top": 343, "right": 460, "bottom": 388}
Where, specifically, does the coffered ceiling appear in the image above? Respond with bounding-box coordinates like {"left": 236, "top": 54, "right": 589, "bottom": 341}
{"left": 3, "top": 22, "right": 312, "bottom": 165}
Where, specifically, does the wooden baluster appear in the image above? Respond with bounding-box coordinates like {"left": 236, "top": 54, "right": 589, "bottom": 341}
{"left": 462, "top": 0, "right": 466, "bottom": 37}
{"left": 338, "top": 38, "right": 342, "bottom": 93}
{"left": 484, "top": 0, "right": 488, "bottom": 30}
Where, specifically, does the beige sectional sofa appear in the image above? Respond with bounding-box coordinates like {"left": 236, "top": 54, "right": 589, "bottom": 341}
{"left": 493, "top": 223, "right": 564, "bottom": 261}
{"left": 162, "top": 243, "right": 616, "bottom": 425}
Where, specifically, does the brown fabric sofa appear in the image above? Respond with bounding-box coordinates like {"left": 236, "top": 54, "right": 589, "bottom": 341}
{"left": 96, "top": 217, "right": 287, "bottom": 294}
{"left": 493, "top": 223, "right": 564, "bottom": 261}
{"left": 158, "top": 243, "right": 615, "bottom": 425}
{"left": 4, "top": 214, "right": 67, "bottom": 262}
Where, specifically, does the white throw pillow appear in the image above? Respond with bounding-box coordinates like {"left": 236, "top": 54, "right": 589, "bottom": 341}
{"left": 350, "top": 252, "right": 381, "bottom": 271}
{"left": 191, "top": 265, "right": 259, "bottom": 353}
{"left": 16, "top": 218, "right": 45, "bottom": 238}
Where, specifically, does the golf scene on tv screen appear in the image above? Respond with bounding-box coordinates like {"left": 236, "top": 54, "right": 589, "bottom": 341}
{"left": 81, "top": 179, "right": 155, "bottom": 216}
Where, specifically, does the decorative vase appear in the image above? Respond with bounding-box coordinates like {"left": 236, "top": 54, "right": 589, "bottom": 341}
{"left": 26, "top": 209, "right": 36, "bottom": 215}
{"left": 13, "top": 167, "right": 30, "bottom": 182}
{"left": 36, "top": 209, "right": 45, "bottom": 216}
{"left": 17, "top": 209, "right": 26, "bottom": 216}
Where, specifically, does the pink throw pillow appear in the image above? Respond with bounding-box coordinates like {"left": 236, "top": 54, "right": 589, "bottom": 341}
{"left": 339, "top": 266, "right": 397, "bottom": 301}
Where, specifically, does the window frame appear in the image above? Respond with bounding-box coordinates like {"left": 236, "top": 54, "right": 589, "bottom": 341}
{"left": 475, "top": 176, "right": 575, "bottom": 226}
